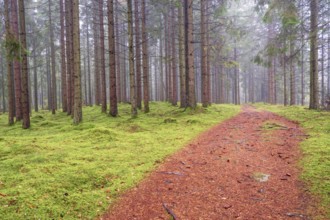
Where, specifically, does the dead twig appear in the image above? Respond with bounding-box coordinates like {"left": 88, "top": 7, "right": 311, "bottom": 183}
{"left": 163, "top": 203, "right": 178, "bottom": 220}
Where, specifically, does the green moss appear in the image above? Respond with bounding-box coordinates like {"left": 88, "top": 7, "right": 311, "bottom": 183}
{"left": 0, "top": 102, "right": 240, "bottom": 219}
{"left": 255, "top": 104, "right": 330, "bottom": 218}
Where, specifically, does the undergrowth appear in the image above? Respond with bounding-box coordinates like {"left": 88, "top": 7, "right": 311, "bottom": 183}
{"left": 0, "top": 102, "right": 240, "bottom": 219}
{"left": 255, "top": 104, "right": 330, "bottom": 218}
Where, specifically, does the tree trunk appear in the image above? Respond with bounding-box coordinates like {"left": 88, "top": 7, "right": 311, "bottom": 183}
{"left": 108, "top": 0, "right": 118, "bottom": 117}
{"left": 201, "top": 0, "right": 208, "bottom": 107}
{"left": 4, "top": 0, "right": 14, "bottom": 124}
{"left": 93, "top": 6, "right": 100, "bottom": 106}
{"left": 11, "top": 0, "right": 22, "bottom": 121}
{"left": 301, "top": 36, "right": 305, "bottom": 106}
{"left": 283, "top": 54, "right": 288, "bottom": 106}
{"left": 184, "top": 0, "right": 196, "bottom": 109}
{"left": 309, "top": 0, "right": 319, "bottom": 109}
{"left": 134, "top": 0, "right": 142, "bottom": 109}
{"left": 65, "top": 0, "right": 73, "bottom": 115}
{"left": 121, "top": 23, "right": 127, "bottom": 102}
{"left": 127, "top": 0, "right": 137, "bottom": 117}
{"left": 18, "top": 0, "right": 30, "bottom": 128}
{"left": 60, "top": 0, "right": 67, "bottom": 112}
{"left": 234, "top": 45, "right": 240, "bottom": 105}
{"left": 1, "top": 55, "right": 6, "bottom": 113}
{"left": 48, "top": 0, "right": 57, "bottom": 114}
{"left": 159, "top": 20, "right": 165, "bottom": 101}
{"left": 85, "top": 2, "right": 92, "bottom": 106}
{"left": 321, "top": 31, "right": 325, "bottom": 106}
{"left": 178, "top": 2, "right": 186, "bottom": 108}
{"left": 290, "top": 39, "right": 296, "bottom": 105}
{"left": 171, "top": 4, "right": 177, "bottom": 106}
{"left": 99, "top": 0, "right": 107, "bottom": 113}
{"left": 72, "top": 0, "right": 82, "bottom": 124}
{"left": 115, "top": 0, "right": 121, "bottom": 103}
{"left": 142, "top": 0, "right": 149, "bottom": 112}
{"left": 33, "top": 39, "right": 38, "bottom": 112}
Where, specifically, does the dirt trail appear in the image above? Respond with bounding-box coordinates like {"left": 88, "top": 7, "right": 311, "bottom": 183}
{"left": 102, "top": 106, "right": 313, "bottom": 220}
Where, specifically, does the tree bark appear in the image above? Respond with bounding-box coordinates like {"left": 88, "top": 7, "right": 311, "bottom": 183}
{"left": 65, "top": 0, "right": 73, "bottom": 115}
{"left": 115, "top": 0, "right": 121, "bottom": 103}
{"left": 283, "top": 54, "right": 288, "bottom": 106}
{"left": 134, "top": 0, "right": 142, "bottom": 109}
{"left": 93, "top": 6, "right": 101, "bottom": 106}
{"left": 85, "top": 2, "right": 92, "bottom": 106}
{"left": 60, "top": 0, "right": 67, "bottom": 112}
{"left": 201, "top": 0, "right": 208, "bottom": 107}
{"left": 72, "top": 0, "right": 82, "bottom": 124}
{"left": 178, "top": 2, "right": 186, "bottom": 108}
{"left": 309, "top": 0, "right": 319, "bottom": 109}
{"left": 108, "top": 0, "right": 118, "bottom": 117}
{"left": 33, "top": 39, "right": 38, "bottom": 112}
{"left": 18, "top": 0, "right": 30, "bottom": 128}
{"left": 184, "top": 0, "right": 196, "bottom": 109}
{"left": 48, "top": 0, "right": 57, "bottom": 114}
{"left": 11, "top": 0, "right": 22, "bottom": 121}
{"left": 142, "top": 0, "right": 149, "bottom": 112}
{"left": 99, "top": 0, "right": 107, "bottom": 113}
{"left": 171, "top": 4, "right": 177, "bottom": 106}
{"left": 4, "top": 0, "right": 14, "bottom": 125}
{"left": 0, "top": 55, "right": 6, "bottom": 113}
{"left": 290, "top": 39, "right": 296, "bottom": 105}
{"left": 128, "top": 0, "right": 137, "bottom": 117}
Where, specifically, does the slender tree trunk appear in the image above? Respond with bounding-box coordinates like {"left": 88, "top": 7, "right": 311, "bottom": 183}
{"left": 321, "top": 31, "right": 325, "bottom": 106}
{"left": 48, "top": 0, "right": 57, "bottom": 114}
{"left": 18, "top": 0, "right": 30, "bottom": 128}
{"left": 46, "top": 47, "right": 51, "bottom": 110}
{"left": 83, "top": 53, "right": 88, "bottom": 105}
{"left": 128, "top": 0, "right": 137, "bottom": 117}
{"left": 290, "top": 39, "right": 296, "bottom": 105}
{"left": 142, "top": 0, "right": 149, "bottom": 112}
{"left": 159, "top": 22, "right": 165, "bottom": 101}
{"left": 234, "top": 45, "right": 240, "bottom": 105}
{"left": 184, "top": 0, "right": 196, "bottom": 108}
{"left": 93, "top": 6, "right": 100, "bottom": 106}
{"left": 99, "top": 0, "right": 107, "bottom": 113}
{"left": 206, "top": 0, "right": 211, "bottom": 105}
{"left": 134, "top": 0, "right": 142, "bottom": 109}
{"left": 1, "top": 55, "right": 6, "bottom": 112}
{"left": 108, "top": 0, "right": 118, "bottom": 117}
{"left": 65, "top": 0, "right": 72, "bottom": 115}
{"left": 171, "top": 4, "right": 177, "bottom": 106}
{"left": 166, "top": 9, "right": 173, "bottom": 104}
{"left": 11, "top": 0, "right": 22, "bottom": 121}
{"left": 85, "top": 2, "right": 92, "bottom": 106}
{"left": 33, "top": 39, "right": 38, "bottom": 112}
{"left": 122, "top": 23, "right": 127, "bottom": 102}
{"left": 283, "top": 54, "right": 288, "bottom": 106}
{"left": 201, "top": 0, "right": 208, "bottom": 107}
{"left": 309, "top": 0, "right": 319, "bottom": 109}
{"left": 60, "top": 0, "right": 67, "bottom": 112}
{"left": 178, "top": 3, "right": 186, "bottom": 108}
{"left": 72, "top": 0, "right": 82, "bottom": 124}
{"left": 115, "top": 0, "right": 121, "bottom": 103}
{"left": 301, "top": 37, "right": 305, "bottom": 106}
{"left": 4, "top": 0, "right": 14, "bottom": 124}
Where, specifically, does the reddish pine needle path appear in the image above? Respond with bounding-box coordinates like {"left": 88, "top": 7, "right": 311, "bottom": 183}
{"left": 101, "top": 106, "right": 317, "bottom": 220}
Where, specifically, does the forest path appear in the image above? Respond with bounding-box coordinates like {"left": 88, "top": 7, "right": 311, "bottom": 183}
{"left": 102, "top": 106, "right": 312, "bottom": 220}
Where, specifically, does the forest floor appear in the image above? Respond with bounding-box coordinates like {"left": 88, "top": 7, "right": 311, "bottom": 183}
{"left": 102, "top": 106, "right": 323, "bottom": 220}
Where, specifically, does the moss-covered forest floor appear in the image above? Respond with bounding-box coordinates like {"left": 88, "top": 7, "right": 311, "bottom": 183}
{"left": 0, "top": 103, "right": 240, "bottom": 219}
{"left": 102, "top": 105, "right": 329, "bottom": 220}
